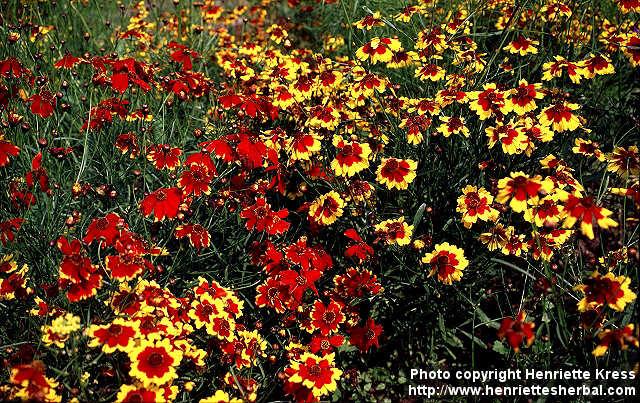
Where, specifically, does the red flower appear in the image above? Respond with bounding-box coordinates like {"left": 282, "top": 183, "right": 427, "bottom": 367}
{"left": 240, "top": 198, "right": 291, "bottom": 235}
{"left": 140, "top": 187, "right": 183, "bottom": 221}
{"left": 0, "top": 218, "right": 23, "bottom": 245}
{"left": 344, "top": 228, "right": 374, "bottom": 261}
{"left": 0, "top": 138, "right": 20, "bottom": 167}
{"left": 168, "top": 41, "right": 199, "bottom": 71}
{"left": 349, "top": 318, "right": 383, "bottom": 352}
{"left": 56, "top": 237, "right": 103, "bottom": 302}
{"left": 497, "top": 311, "right": 535, "bottom": 352}
{"left": 310, "top": 299, "right": 345, "bottom": 336}
{"left": 27, "top": 91, "right": 56, "bottom": 118}
{"left": 178, "top": 163, "right": 213, "bottom": 196}
{"left": 333, "top": 268, "right": 382, "bottom": 298}
{"left": 83, "top": 213, "right": 127, "bottom": 247}
{"left": 54, "top": 53, "right": 81, "bottom": 69}
{"left": 280, "top": 268, "right": 322, "bottom": 303}
{"left": 146, "top": 144, "right": 182, "bottom": 170}
{"left": 310, "top": 334, "right": 345, "bottom": 355}
{"left": 175, "top": 223, "right": 210, "bottom": 251}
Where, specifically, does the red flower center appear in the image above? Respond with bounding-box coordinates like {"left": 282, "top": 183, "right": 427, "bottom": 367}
{"left": 147, "top": 352, "right": 165, "bottom": 367}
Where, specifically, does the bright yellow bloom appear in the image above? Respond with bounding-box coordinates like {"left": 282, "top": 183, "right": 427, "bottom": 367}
{"left": 421, "top": 242, "right": 468, "bottom": 284}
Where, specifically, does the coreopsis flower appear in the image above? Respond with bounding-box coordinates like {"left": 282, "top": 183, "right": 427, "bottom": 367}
{"left": 616, "top": 0, "right": 640, "bottom": 13}
{"left": 486, "top": 121, "right": 528, "bottom": 155}
{"left": 146, "top": 144, "right": 182, "bottom": 170}
{"left": 456, "top": 185, "right": 499, "bottom": 228}
{"left": 0, "top": 136, "right": 20, "bottom": 167}
{"left": 86, "top": 318, "right": 139, "bottom": 353}
{"left": 374, "top": 217, "right": 413, "bottom": 246}
{"left": 285, "top": 352, "right": 343, "bottom": 399}
{"left": 9, "top": 361, "right": 61, "bottom": 403}
{"left": 622, "top": 35, "right": 640, "bottom": 67}
{"left": 414, "top": 62, "right": 446, "bottom": 81}
{"left": 501, "top": 227, "right": 529, "bottom": 256}
{"left": 0, "top": 218, "right": 23, "bottom": 245}
{"left": 83, "top": 213, "right": 126, "bottom": 247}
{"left": 115, "top": 132, "right": 140, "bottom": 158}
{"left": 503, "top": 35, "right": 539, "bottom": 55}
{"left": 524, "top": 193, "right": 565, "bottom": 226}
{"left": 129, "top": 338, "right": 183, "bottom": 386}
{"left": 421, "top": 242, "right": 468, "bottom": 284}
{"left": 353, "top": 12, "right": 384, "bottom": 30}
{"left": 355, "top": 37, "right": 402, "bottom": 64}
{"left": 308, "top": 191, "right": 345, "bottom": 226}
{"left": 542, "top": 55, "right": 585, "bottom": 84}
{"left": 310, "top": 299, "right": 345, "bottom": 336}
{"left": 576, "top": 271, "right": 636, "bottom": 312}
{"left": 375, "top": 157, "right": 417, "bottom": 190}
{"left": 330, "top": 137, "right": 371, "bottom": 177}
{"left": 240, "top": 198, "right": 291, "bottom": 235}
{"left": 572, "top": 138, "right": 605, "bottom": 161}
{"left": 496, "top": 172, "right": 553, "bottom": 213}
{"left": 437, "top": 116, "right": 469, "bottom": 137}
{"left": 175, "top": 223, "right": 211, "bottom": 250}
{"left": 506, "top": 80, "right": 544, "bottom": 115}
{"left": 306, "top": 105, "right": 341, "bottom": 130}
{"left": 611, "top": 182, "right": 640, "bottom": 208}
{"left": 538, "top": 102, "right": 581, "bottom": 132}
{"left": 140, "top": 187, "right": 183, "bottom": 221}
{"left": 529, "top": 229, "right": 574, "bottom": 261}
{"left": 479, "top": 223, "right": 509, "bottom": 251}
{"left": 117, "top": 384, "right": 164, "bottom": 403}
{"left": 467, "top": 83, "right": 510, "bottom": 120}
{"left": 333, "top": 267, "right": 382, "bottom": 298}
{"left": 178, "top": 163, "right": 213, "bottom": 196}
{"left": 394, "top": 5, "right": 425, "bottom": 22}
{"left": 286, "top": 131, "right": 322, "bottom": 161}
{"left": 606, "top": 145, "right": 639, "bottom": 177}
{"left": 560, "top": 191, "right": 617, "bottom": 239}
{"left": 348, "top": 318, "right": 383, "bottom": 352}
{"left": 343, "top": 229, "right": 374, "bottom": 262}
{"left": 400, "top": 114, "right": 431, "bottom": 145}
{"left": 28, "top": 91, "right": 56, "bottom": 118}
{"left": 592, "top": 324, "right": 638, "bottom": 357}
{"left": 580, "top": 54, "right": 615, "bottom": 78}
{"left": 497, "top": 312, "right": 535, "bottom": 352}
{"left": 199, "top": 389, "right": 243, "bottom": 403}
{"left": 41, "top": 312, "right": 81, "bottom": 348}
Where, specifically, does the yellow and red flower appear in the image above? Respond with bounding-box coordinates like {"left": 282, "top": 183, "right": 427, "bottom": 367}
{"left": 355, "top": 37, "right": 402, "bottom": 64}
{"left": 575, "top": 271, "right": 636, "bottom": 312}
{"left": 421, "top": 242, "right": 468, "bottom": 284}
{"left": 308, "top": 191, "right": 345, "bottom": 226}
{"left": 560, "top": 191, "right": 618, "bottom": 239}
{"left": 538, "top": 102, "right": 581, "bottom": 132}
{"left": 285, "top": 352, "right": 343, "bottom": 398}
{"left": 592, "top": 324, "right": 638, "bottom": 357}
{"left": 330, "top": 137, "right": 371, "bottom": 177}
{"left": 503, "top": 35, "right": 539, "bottom": 55}
{"left": 87, "top": 318, "right": 139, "bottom": 353}
{"left": 375, "top": 157, "right": 417, "bottom": 190}
{"left": 374, "top": 217, "right": 413, "bottom": 246}
{"left": 129, "top": 338, "right": 183, "bottom": 386}
{"left": 496, "top": 172, "right": 553, "bottom": 213}
{"left": 456, "top": 185, "right": 499, "bottom": 228}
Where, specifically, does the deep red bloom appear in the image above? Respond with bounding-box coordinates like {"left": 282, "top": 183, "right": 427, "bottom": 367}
{"left": 0, "top": 138, "right": 20, "bottom": 167}
{"left": 140, "top": 187, "right": 183, "bottom": 221}
{"left": 0, "top": 218, "right": 23, "bottom": 245}
{"left": 83, "top": 213, "right": 127, "bottom": 247}
{"left": 497, "top": 311, "right": 535, "bottom": 352}
{"left": 348, "top": 318, "right": 383, "bottom": 352}
{"left": 240, "top": 198, "right": 291, "bottom": 235}
{"left": 28, "top": 91, "right": 56, "bottom": 118}
{"left": 168, "top": 42, "right": 199, "bottom": 71}
{"left": 175, "top": 223, "right": 211, "bottom": 251}
{"left": 311, "top": 299, "right": 345, "bottom": 336}
{"left": 343, "top": 228, "right": 374, "bottom": 261}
